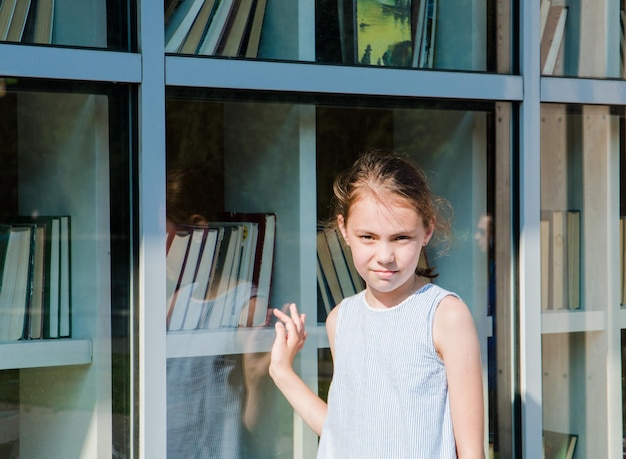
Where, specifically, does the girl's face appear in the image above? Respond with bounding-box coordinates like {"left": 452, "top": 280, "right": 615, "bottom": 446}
{"left": 338, "top": 192, "right": 433, "bottom": 308}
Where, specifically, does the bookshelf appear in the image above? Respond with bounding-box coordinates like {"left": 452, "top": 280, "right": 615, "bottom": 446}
{"left": 540, "top": 103, "right": 622, "bottom": 458}
{"left": 1, "top": 0, "right": 626, "bottom": 459}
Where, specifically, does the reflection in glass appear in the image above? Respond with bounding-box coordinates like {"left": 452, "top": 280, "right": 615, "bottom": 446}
{"left": 165, "top": 95, "right": 509, "bottom": 457}
{"left": 540, "top": 104, "right": 621, "bottom": 458}
{"left": 165, "top": 103, "right": 292, "bottom": 458}
{"left": 0, "top": 0, "right": 132, "bottom": 50}
{"left": 540, "top": 0, "right": 623, "bottom": 78}
{"left": 0, "top": 82, "right": 132, "bottom": 457}
{"left": 166, "top": 0, "right": 510, "bottom": 73}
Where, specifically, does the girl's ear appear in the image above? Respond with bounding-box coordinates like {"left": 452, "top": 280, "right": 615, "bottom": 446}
{"left": 337, "top": 215, "right": 349, "bottom": 244}
{"left": 424, "top": 219, "right": 435, "bottom": 246}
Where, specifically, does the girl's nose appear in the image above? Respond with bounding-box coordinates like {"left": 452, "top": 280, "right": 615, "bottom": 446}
{"left": 376, "top": 241, "right": 394, "bottom": 264}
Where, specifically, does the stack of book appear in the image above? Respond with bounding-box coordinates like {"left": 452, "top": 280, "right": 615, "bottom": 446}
{"left": 166, "top": 212, "right": 275, "bottom": 332}
{"left": 164, "top": 0, "right": 267, "bottom": 57}
{"left": 0, "top": 215, "right": 71, "bottom": 341}
{"left": 0, "top": 0, "right": 54, "bottom": 44}
{"left": 540, "top": 210, "right": 580, "bottom": 310}
{"left": 316, "top": 227, "right": 365, "bottom": 315}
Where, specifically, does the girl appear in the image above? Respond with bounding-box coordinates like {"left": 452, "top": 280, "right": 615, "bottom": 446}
{"left": 270, "top": 151, "right": 485, "bottom": 458}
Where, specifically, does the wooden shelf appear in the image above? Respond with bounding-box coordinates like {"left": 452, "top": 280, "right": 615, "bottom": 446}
{"left": 166, "top": 324, "right": 330, "bottom": 358}
{"left": 0, "top": 339, "right": 92, "bottom": 370}
{"left": 541, "top": 310, "right": 606, "bottom": 334}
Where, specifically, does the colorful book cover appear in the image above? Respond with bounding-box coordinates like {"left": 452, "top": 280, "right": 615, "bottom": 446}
{"left": 356, "top": 0, "right": 413, "bottom": 67}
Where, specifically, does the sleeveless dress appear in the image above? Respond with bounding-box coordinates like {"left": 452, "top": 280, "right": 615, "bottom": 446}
{"left": 317, "top": 283, "right": 459, "bottom": 459}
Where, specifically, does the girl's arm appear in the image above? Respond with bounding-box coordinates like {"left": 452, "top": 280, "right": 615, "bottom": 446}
{"left": 269, "top": 303, "right": 329, "bottom": 436}
{"left": 433, "top": 296, "right": 485, "bottom": 459}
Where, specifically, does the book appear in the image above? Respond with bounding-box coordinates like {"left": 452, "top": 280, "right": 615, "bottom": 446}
{"left": 410, "top": 0, "right": 424, "bottom": 66}
{"left": 207, "top": 220, "right": 258, "bottom": 327}
{"left": 621, "top": 11, "right": 626, "bottom": 78}
{"left": 338, "top": 0, "right": 357, "bottom": 63}
{"left": 181, "top": 227, "right": 222, "bottom": 330}
{"left": 415, "top": 0, "right": 436, "bottom": 68}
{"left": 566, "top": 210, "right": 580, "bottom": 309}
{"left": 218, "top": 0, "right": 254, "bottom": 57}
{"left": 337, "top": 231, "right": 365, "bottom": 292}
{"left": 621, "top": 217, "right": 626, "bottom": 306}
{"left": 0, "top": 225, "right": 35, "bottom": 341}
{"left": 165, "top": 228, "right": 193, "bottom": 328}
{"left": 26, "top": 224, "right": 44, "bottom": 339}
{"left": 541, "top": 5, "right": 567, "bottom": 75}
{"left": 243, "top": 0, "right": 267, "bottom": 57}
{"left": 196, "top": 227, "right": 225, "bottom": 329}
{"left": 167, "top": 226, "right": 206, "bottom": 331}
{"left": 0, "top": 216, "right": 60, "bottom": 339}
{"left": 203, "top": 225, "right": 241, "bottom": 329}
{"left": 25, "top": 0, "right": 54, "bottom": 44}
{"left": 165, "top": 0, "right": 205, "bottom": 53}
{"left": 179, "top": 0, "right": 217, "bottom": 54}
{"left": 540, "top": 0, "right": 551, "bottom": 39}
{"left": 0, "top": 0, "right": 18, "bottom": 40}
{"left": 323, "top": 227, "right": 357, "bottom": 297}
{"left": 542, "top": 210, "right": 581, "bottom": 310}
{"left": 550, "top": 210, "right": 566, "bottom": 310}
{"left": 58, "top": 216, "right": 71, "bottom": 337}
{"left": 542, "top": 430, "right": 577, "bottom": 459}
{"left": 165, "top": 0, "right": 181, "bottom": 24}
{"left": 46, "top": 217, "right": 60, "bottom": 339}
{"left": 355, "top": 0, "right": 413, "bottom": 67}
{"left": 317, "top": 260, "right": 335, "bottom": 316}
{"left": 198, "top": 0, "right": 236, "bottom": 55}
{"left": 317, "top": 229, "right": 344, "bottom": 308}
{"left": 218, "top": 212, "right": 276, "bottom": 326}
{"left": 5, "top": 0, "right": 30, "bottom": 42}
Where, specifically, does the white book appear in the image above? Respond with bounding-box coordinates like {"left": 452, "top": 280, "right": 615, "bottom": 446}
{"left": 165, "top": 0, "right": 205, "bottom": 53}
{"left": 182, "top": 227, "right": 220, "bottom": 330}
{"left": 198, "top": 0, "right": 235, "bottom": 55}
{"left": 58, "top": 216, "right": 71, "bottom": 337}
{"left": 168, "top": 227, "right": 205, "bottom": 331}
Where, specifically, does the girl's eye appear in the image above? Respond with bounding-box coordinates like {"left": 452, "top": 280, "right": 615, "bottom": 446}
{"left": 396, "top": 235, "right": 410, "bottom": 241}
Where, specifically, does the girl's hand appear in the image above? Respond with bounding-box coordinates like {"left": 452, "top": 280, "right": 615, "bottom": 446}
{"left": 269, "top": 303, "right": 308, "bottom": 380}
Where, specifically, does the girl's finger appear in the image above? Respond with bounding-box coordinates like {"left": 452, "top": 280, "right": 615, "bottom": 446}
{"left": 274, "top": 321, "right": 287, "bottom": 342}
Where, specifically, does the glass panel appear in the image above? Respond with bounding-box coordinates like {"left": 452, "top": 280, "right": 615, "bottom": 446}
{"left": 0, "top": 0, "right": 133, "bottom": 50}
{"left": 314, "top": 102, "right": 509, "bottom": 455}
{"left": 541, "top": 104, "right": 619, "bottom": 458}
{"left": 165, "top": 93, "right": 511, "bottom": 457}
{"left": 0, "top": 80, "right": 133, "bottom": 457}
{"left": 165, "top": 0, "right": 512, "bottom": 73}
{"left": 541, "top": 0, "right": 622, "bottom": 78}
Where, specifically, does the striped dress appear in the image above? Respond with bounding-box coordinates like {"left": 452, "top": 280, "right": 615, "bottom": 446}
{"left": 317, "top": 283, "right": 459, "bottom": 459}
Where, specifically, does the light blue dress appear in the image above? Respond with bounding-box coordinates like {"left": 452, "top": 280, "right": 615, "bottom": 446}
{"left": 317, "top": 283, "right": 459, "bottom": 459}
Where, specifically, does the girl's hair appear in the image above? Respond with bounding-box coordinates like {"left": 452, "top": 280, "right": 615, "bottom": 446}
{"left": 329, "top": 150, "right": 453, "bottom": 278}
{"left": 166, "top": 162, "right": 215, "bottom": 226}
